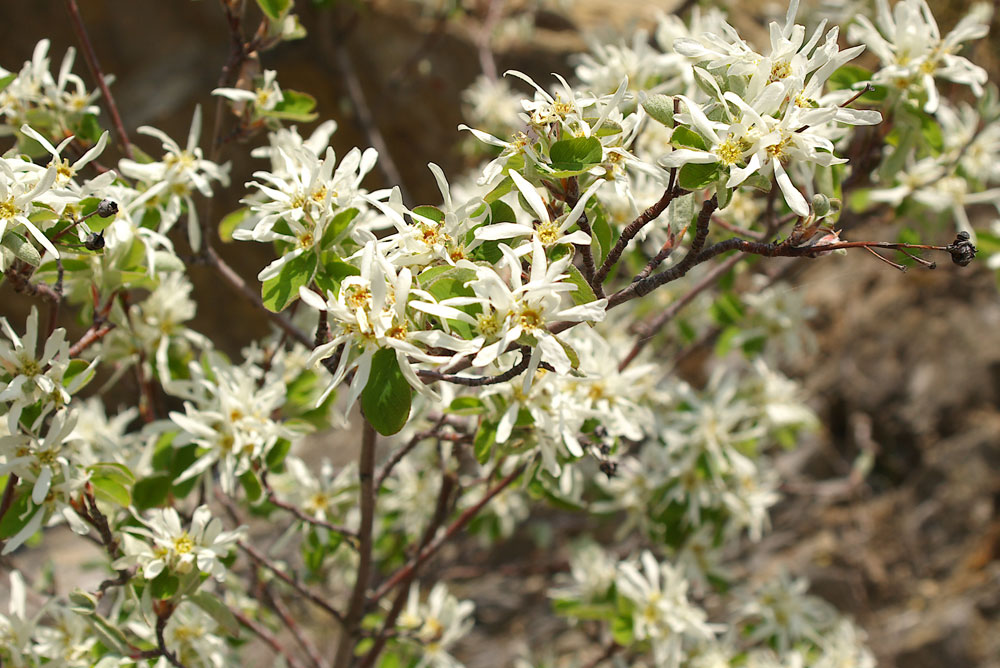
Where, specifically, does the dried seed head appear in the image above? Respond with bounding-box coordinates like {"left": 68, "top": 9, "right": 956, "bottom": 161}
{"left": 948, "top": 231, "right": 977, "bottom": 267}
{"left": 97, "top": 199, "right": 119, "bottom": 218}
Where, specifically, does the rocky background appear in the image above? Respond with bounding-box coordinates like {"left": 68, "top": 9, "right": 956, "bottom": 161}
{"left": 1, "top": 1, "right": 998, "bottom": 666}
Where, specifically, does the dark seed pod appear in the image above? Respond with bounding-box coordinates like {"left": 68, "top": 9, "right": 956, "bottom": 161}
{"left": 599, "top": 460, "right": 617, "bottom": 479}
{"left": 84, "top": 230, "right": 106, "bottom": 251}
{"left": 948, "top": 231, "right": 977, "bottom": 267}
{"left": 97, "top": 199, "right": 119, "bottom": 218}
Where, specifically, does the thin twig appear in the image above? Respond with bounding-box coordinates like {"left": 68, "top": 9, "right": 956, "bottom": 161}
{"left": 369, "top": 461, "right": 528, "bottom": 603}
{"left": 259, "top": 470, "right": 359, "bottom": 545}
{"left": 232, "top": 606, "right": 308, "bottom": 668}
{"left": 64, "top": 0, "right": 133, "bottom": 158}
{"left": 593, "top": 185, "right": 680, "bottom": 286}
{"left": 619, "top": 253, "right": 743, "bottom": 371}
{"left": 360, "top": 472, "right": 457, "bottom": 668}
{"left": 238, "top": 539, "right": 346, "bottom": 626}
{"left": 261, "top": 585, "right": 324, "bottom": 668}
{"left": 320, "top": 14, "right": 410, "bottom": 203}
{"left": 606, "top": 195, "right": 718, "bottom": 309}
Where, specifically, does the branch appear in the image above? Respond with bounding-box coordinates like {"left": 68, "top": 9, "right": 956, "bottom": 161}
{"left": 64, "top": 0, "right": 133, "bottom": 159}
{"left": 238, "top": 539, "right": 346, "bottom": 627}
{"left": 606, "top": 195, "right": 718, "bottom": 309}
{"left": 260, "top": 470, "right": 359, "bottom": 545}
{"left": 332, "top": 421, "right": 378, "bottom": 668}
{"left": 232, "top": 606, "right": 308, "bottom": 668}
{"left": 369, "top": 461, "right": 528, "bottom": 603}
{"left": 592, "top": 185, "right": 680, "bottom": 286}
{"left": 618, "top": 253, "right": 743, "bottom": 371}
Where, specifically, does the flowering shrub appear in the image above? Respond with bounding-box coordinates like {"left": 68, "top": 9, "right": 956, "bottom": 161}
{"left": 0, "top": 0, "right": 993, "bottom": 666}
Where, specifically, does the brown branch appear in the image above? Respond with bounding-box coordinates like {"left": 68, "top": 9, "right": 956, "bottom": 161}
{"left": 64, "top": 0, "right": 133, "bottom": 159}
{"left": 261, "top": 586, "right": 321, "bottom": 668}
{"left": 592, "top": 185, "right": 680, "bottom": 286}
{"left": 232, "top": 606, "right": 307, "bottom": 668}
{"left": 68, "top": 322, "right": 115, "bottom": 357}
{"left": 259, "top": 470, "right": 359, "bottom": 545}
{"left": 360, "top": 471, "right": 458, "bottom": 668}
{"left": 618, "top": 253, "right": 743, "bottom": 371}
{"left": 606, "top": 195, "right": 718, "bottom": 309}
{"left": 369, "top": 461, "right": 528, "bottom": 603}
{"left": 333, "top": 421, "right": 378, "bottom": 668}
{"left": 238, "top": 539, "right": 346, "bottom": 627}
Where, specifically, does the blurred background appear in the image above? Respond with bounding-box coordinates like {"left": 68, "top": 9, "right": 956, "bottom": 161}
{"left": 1, "top": 1, "right": 998, "bottom": 665}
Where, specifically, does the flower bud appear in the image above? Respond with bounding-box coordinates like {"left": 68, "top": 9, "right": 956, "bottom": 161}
{"left": 811, "top": 193, "right": 831, "bottom": 217}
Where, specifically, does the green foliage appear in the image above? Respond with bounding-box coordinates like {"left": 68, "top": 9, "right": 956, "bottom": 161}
{"left": 361, "top": 349, "right": 413, "bottom": 436}
{"left": 261, "top": 251, "right": 318, "bottom": 312}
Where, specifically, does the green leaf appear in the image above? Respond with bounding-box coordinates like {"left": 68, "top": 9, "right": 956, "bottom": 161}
{"left": 548, "top": 136, "right": 603, "bottom": 173}
{"left": 87, "top": 613, "right": 131, "bottom": 654}
{"left": 75, "top": 114, "right": 103, "bottom": 144}
{"left": 63, "top": 359, "right": 96, "bottom": 392}
{"left": 827, "top": 65, "right": 873, "bottom": 91}
{"left": 239, "top": 469, "right": 263, "bottom": 502}
{"left": 256, "top": 0, "right": 292, "bottom": 21}
{"left": 313, "top": 255, "right": 360, "bottom": 296}
{"left": 150, "top": 570, "right": 179, "bottom": 599}
{"left": 715, "top": 181, "right": 733, "bottom": 210}
{"left": 90, "top": 477, "right": 131, "bottom": 507}
{"left": 412, "top": 205, "right": 445, "bottom": 224}
{"left": 68, "top": 589, "right": 98, "bottom": 614}
{"left": 132, "top": 474, "right": 172, "bottom": 510}
{"left": 266, "top": 438, "right": 293, "bottom": 471}
{"left": 0, "top": 73, "right": 16, "bottom": 93}
{"left": 671, "top": 125, "right": 708, "bottom": 151}
{"left": 489, "top": 200, "right": 516, "bottom": 224}
{"left": 564, "top": 265, "right": 598, "bottom": 307}
{"left": 666, "top": 192, "right": 696, "bottom": 234}
{"left": 320, "top": 207, "right": 360, "bottom": 249}
{"left": 484, "top": 176, "right": 514, "bottom": 204}
{"left": 474, "top": 419, "right": 497, "bottom": 464}
{"left": 190, "top": 590, "right": 241, "bottom": 636}
{"left": 742, "top": 173, "right": 772, "bottom": 193}
{"left": 266, "top": 89, "right": 318, "bottom": 122}
{"left": 678, "top": 162, "right": 720, "bottom": 191}
{"left": 361, "top": 349, "right": 413, "bottom": 436}
{"left": 261, "top": 251, "right": 318, "bottom": 312}
{"left": 0, "top": 488, "right": 34, "bottom": 539}
{"left": 588, "top": 203, "right": 613, "bottom": 266}
{"left": 1, "top": 230, "right": 41, "bottom": 266}
{"left": 710, "top": 292, "right": 744, "bottom": 326}
{"left": 447, "top": 396, "right": 486, "bottom": 416}
{"left": 640, "top": 93, "right": 674, "bottom": 127}
{"left": 218, "top": 207, "right": 250, "bottom": 242}
{"left": 88, "top": 463, "right": 134, "bottom": 507}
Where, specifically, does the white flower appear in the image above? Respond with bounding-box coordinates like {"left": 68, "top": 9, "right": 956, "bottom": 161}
{"left": 0, "top": 156, "right": 59, "bottom": 258}
{"left": 848, "top": 0, "right": 991, "bottom": 113}
{"left": 0, "top": 572, "right": 39, "bottom": 667}
{"left": 213, "top": 68, "right": 283, "bottom": 112}
{"left": 397, "top": 583, "right": 475, "bottom": 668}
{"left": 117, "top": 105, "right": 230, "bottom": 250}
{"left": 736, "top": 571, "right": 836, "bottom": 652}
{"left": 615, "top": 551, "right": 716, "bottom": 668}
{"left": 468, "top": 240, "right": 608, "bottom": 388}
{"left": 115, "top": 505, "right": 245, "bottom": 581}
{"left": 474, "top": 171, "right": 602, "bottom": 248}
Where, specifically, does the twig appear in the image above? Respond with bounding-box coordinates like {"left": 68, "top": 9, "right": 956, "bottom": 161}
{"left": 232, "top": 606, "right": 308, "bottom": 668}
{"left": 360, "top": 471, "right": 457, "bottom": 668}
{"left": 68, "top": 323, "right": 115, "bottom": 357}
{"left": 154, "top": 605, "right": 187, "bottom": 668}
{"left": 606, "top": 195, "right": 718, "bottom": 309}
{"left": 238, "top": 539, "right": 346, "bottom": 626}
{"left": 592, "top": 185, "right": 680, "bottom": 286}
{"left": 201, "top": 245, "right": 313, "bottom": 347}
{"left": 320, "top": 14, "right": 410, "bottom": 203}
{"left": 618, "top": 253, "right": 743, "bottom": 371}
{"left": 261, "top": 586, "right": 323, "bottom": 668}
{"left": 332, "top": 421, "right": 378, "bottom": 668}
{"left": 259, "top": 470, "right": 359, "bottom": 545}
{"left": 64, "top": 0, "right": 133, "bottom": 159}
{"left": 369, "top": 461, "right": 528, "bottom": 603}
{"left": 418, "top": 345, "right": 534, "bottom": 386}
{"left": 476, "top": 0, "right": 505, "bottom": 81}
